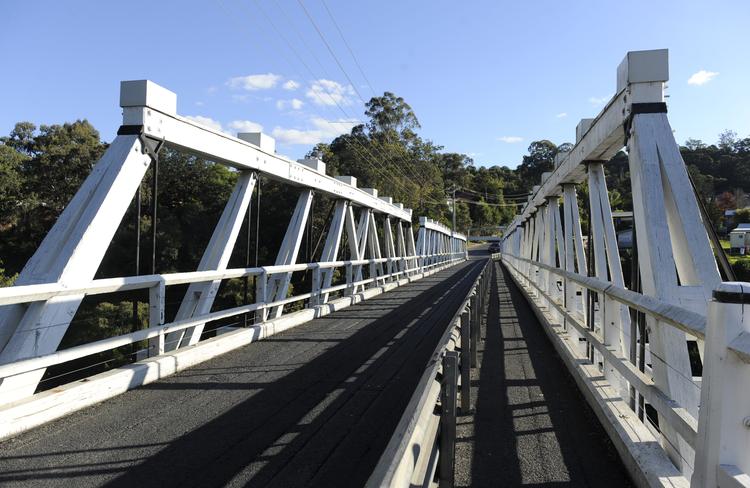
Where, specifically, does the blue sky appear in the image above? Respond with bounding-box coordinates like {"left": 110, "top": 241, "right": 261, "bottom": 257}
{"left": 1, "top": 0, "right": 748, "bottom": 168}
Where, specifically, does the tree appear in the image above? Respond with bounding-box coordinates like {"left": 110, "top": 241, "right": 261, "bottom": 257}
{"left": 364, "top": 92, "right": 420, "bottom": 137}
{"left": 515, "top": 140, "right": 558, "bottom": 191}
{"left": 735, "top": 208, "right": 750, "bottom": 224}
{"left": 718, "top": 130, "right": 738, "bottom": 152}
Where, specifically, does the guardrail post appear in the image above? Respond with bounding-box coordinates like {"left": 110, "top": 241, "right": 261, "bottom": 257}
{"left": 148, "top": 279, "right": 165, "bottom": 357}
{"left": 311, "top": 266, "right": 322, "bottom": 307}
{"left": 470, "top": 294, "right": 479, "bottom": 368}
{"left": 255, "top": 271, "right": 268, "bottom": 323}
{"left": 345, "top": 262, "right": 353, "bottom": 296}
{"left": 440, "top": 351, "right": 458, "bottom": 488}
{"left": 460, "top": 312, "right": 471, "bottom": 413}
{"left": 693, "top": 282, "right": 750, "bottom": 488}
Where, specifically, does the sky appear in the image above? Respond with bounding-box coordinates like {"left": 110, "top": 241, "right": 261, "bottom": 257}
{"left": 1, "top": 0, "right": 748, "bottom": 168}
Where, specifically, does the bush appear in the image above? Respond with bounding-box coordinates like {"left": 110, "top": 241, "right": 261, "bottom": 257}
{"left": 731, "top": 259, "right": 750, "bottom": 282}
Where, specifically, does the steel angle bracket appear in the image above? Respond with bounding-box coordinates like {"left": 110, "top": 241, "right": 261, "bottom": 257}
{"left": 117, "top": 124, "right": 165, "bottom": 164}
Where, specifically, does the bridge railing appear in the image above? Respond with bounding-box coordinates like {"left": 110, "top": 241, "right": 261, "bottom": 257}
{"left": 496, "top": 49, "right": 750, "bottom": 488}
{"left": 0, "top": 252, "right": 465, "bottom": 396}
{"left": 367, "top": 258, "right": 492, "bottom": 488}
{"left": 0, "top": 78, "right": 468, "bottom": 409}
{"left": 500, "top": 253, "right": 750, "bottom": 488}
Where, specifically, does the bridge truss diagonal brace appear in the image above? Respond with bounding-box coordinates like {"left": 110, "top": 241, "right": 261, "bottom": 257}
{"left": 587, "top": 163, "right": 631, "bottom": 357}
{"left": 344, "top": 206, "right": 370, "bottom": 294}
{"left": 405, "top": 224, "right": 417, "bottom": 274}
{"left": 562, "top": 184, "right": 588, "bottom": 338}
{"left": 367, "top": 212, "right": 385, "bottom": 285}
{"left": 587, "top": 162, "right": 632, "bottom": 399}
{"left": 0, "top": 135, "right": 152, "bottom": 403}
{"left": 628, "top": 113, "right": 721, "bottom": 476}
{"left": 266, "top": 190, "right": 314, "bottom": 320}
{"left": 383, "top": 217, "right": 397, "bottom": 280}
{"left": 395, "top": 221, "right": 407, "bottom": 274}
{"left": 165, "top": 172, "right": 258, "bottom": 350}
{"left": 317, "top": 200, "right": 348, "bottom": 305}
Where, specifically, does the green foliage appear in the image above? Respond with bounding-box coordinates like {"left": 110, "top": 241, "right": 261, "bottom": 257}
{"left": 732, "top": 259, "right": 750, "bottom": 281}
{"left": 736, "top": 208, "right": 750, "bottom": 224}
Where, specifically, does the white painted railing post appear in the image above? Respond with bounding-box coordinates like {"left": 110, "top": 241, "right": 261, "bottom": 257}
{"left": 255, "top": 271, "right": 268, "bottom": 323}
{"left": 311, "top": 265, "right": 322, "bottom": 307}
{"left": 148, "top": 278, "right": 166, "bottom": 356}
{"left": 693, "top": 282, "right": 750, "bottom": 488}
{"left": 345, "top": 262, "right": 354, "bottom": 296}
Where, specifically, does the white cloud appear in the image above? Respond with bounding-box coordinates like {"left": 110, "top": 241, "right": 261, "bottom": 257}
{"left": 305, "top": 79, "right": 355, "bottom": 106}
{"left": 227, "top": 73, "right": 282, "bottom": 91}
{"left": 283, "top": 80, "right": 300, "bottom": 91}
{"left": 272, "top": 117, "right": 358, "bottom": 145}
{"left": 688, "top": 70, "right": 719, "bottom": 86}
{"left": 276, "top": 98, "right": 305, "bottom": 110}
{"left": 556, "top": 112, "right": 567, "bottom": 118}
{"left": 227, "top": 120, "right": 264, "bottom": 134}
{"left": 588, "top": 96, "right": 608, "bottom": 106}
{"left": 497, "top": 136, "right": 523, "bottom": 143}
{"left": 195, "top": 101, "right": 205, "bottom": 107}
{"left": 185, "top": 115, "right": 224, "bottom": 132}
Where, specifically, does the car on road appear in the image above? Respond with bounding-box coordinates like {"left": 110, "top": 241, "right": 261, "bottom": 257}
{"left": 488, "top": 242, "right": 501, "bottom": 253}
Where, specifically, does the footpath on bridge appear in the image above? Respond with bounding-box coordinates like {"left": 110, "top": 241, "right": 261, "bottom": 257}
{"left": 0, "top": 259, "right": 482, "bottom": 488}
{"left": 453, "top": 260, "right": 634, "bottom": 487}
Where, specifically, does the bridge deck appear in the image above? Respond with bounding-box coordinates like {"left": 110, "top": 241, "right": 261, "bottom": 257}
{"left": 454, "top": 260, "right": 633, "bottom": 487}
{"left": 0, "top": 260, "right": 483, "bottom": 488}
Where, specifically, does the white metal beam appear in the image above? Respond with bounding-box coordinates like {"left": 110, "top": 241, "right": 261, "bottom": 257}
{"left": 119, "top": 80, "right": 411, "bottom": 221}
{"left": 0, "top": 135, "right": 152, "bottom": 402}
{"left": 164, "top": 172, "right": 257, "bottom": 350}
{"left": 266, "top": 190, "right": 313, "bottom": 319}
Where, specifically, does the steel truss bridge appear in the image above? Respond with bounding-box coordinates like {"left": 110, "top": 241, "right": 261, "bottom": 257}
{"left": 0, "top": 49, "right": 747, "bottom": 488}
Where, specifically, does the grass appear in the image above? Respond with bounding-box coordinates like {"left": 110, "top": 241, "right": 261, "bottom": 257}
{"left": 720, "top": 239, "right": 750, "bottom": 265}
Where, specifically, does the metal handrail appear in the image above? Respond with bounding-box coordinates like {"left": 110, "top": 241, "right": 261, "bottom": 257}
{"left": 0, "top": 254, "right": 467, "bottom": 383}
{"left": 366, "top": 258, "right": 491, "bottom": 488}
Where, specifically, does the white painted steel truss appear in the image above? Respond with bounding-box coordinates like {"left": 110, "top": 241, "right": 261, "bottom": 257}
{"left": 0, "top": 80, "right": 467, "bottom": 406}
{"left": 500, "top": 50, "right": 750, "bottom": 488}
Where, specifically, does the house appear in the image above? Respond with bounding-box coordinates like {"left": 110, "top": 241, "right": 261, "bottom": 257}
{"left": 729, "top": 223, "right": 750, "bottom": 254}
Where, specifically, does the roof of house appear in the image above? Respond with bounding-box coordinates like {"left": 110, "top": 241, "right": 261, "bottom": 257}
{"left": 732, "top": 223, "right": 750, "bottom": 231}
